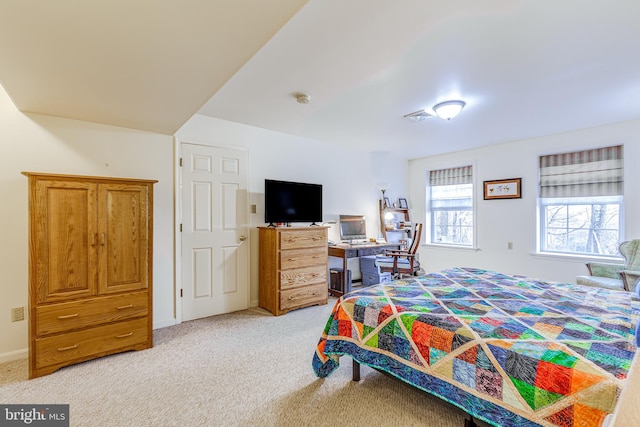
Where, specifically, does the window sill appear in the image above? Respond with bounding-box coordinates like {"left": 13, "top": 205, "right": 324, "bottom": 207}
{"left": 530, "top": 251, "right": 624, "bottom": 264}
{"left": 423, "top": 243, "right": 480, "bottom": 252}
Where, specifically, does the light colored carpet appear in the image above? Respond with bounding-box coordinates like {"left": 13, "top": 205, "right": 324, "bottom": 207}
{"left": 0, "top": 301, "right": 468, "bottom": 426}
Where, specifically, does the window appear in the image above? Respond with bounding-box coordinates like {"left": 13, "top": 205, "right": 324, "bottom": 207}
{"left": 428, "top": 165, "right": 473, "bottom": 246}
{"left": 538, "top": 145, "right": 623, "bottom": 257}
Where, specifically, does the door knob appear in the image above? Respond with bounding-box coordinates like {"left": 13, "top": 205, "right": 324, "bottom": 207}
{"left": 239, "top": 235, "right": 247, "bottom": 241}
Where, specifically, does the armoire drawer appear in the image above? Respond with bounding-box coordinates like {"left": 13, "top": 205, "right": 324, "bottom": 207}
{"left": 280, "top": 283, "right": 327, "bottom": 311}
{"left": 36, "top": 292, "right": 149, "bottom": 336}
{"left": 35, "top": 317, "right": 149, "bottom": 369}
{"left": 280, "top": 265, "right": 327, "bottom": 290}
{"left": 280, "top": 247, "right": 327, "bottom": 270}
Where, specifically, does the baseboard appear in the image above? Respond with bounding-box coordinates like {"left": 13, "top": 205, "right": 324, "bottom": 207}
{"left": 153, "top": 318, "right": 177, "bottom": 329}
{"left": 250, "top": 299, "right": 259, "bottom": 308}
{"left": 0, "top": 348, "right": 27, "bottom": 363}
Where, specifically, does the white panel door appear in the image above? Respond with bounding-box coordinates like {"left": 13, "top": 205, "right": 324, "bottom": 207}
{"left": 181, "top": 143, "right": 249, "bottom": 321}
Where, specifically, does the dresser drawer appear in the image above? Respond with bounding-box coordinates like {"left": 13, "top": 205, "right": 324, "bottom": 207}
{"left": 280, "top": 247, "right": 327, "bottom": 269}
{"left": 280, "top": 229, "right": 327, "bottom": 249}
{"left": 280, "top": 265, "right": 327, "bottom": 290}
{"left": 35, "top": 317, "right": 149, "bottom": 369}
{"left": 280, "top": 283, "right": 327, "bottom": 311}
{"left": 36, "top": 291, "right": 149, "bottom": 336}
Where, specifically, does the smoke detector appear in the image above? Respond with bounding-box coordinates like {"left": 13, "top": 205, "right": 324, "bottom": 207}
{"left": 296, "top": 93, "right": 311, "bottom": 104}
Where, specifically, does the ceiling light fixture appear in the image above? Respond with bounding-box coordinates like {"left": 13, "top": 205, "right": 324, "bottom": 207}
{"left": 432, "top": 100, "right": 465, "bottom": 120}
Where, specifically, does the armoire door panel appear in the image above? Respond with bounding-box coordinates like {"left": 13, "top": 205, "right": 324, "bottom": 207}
{"left": 35, "top": 180, "right": 97, "bottom": 303}
{"left": 98, "top": 183, "right": 149, "bottom": 294}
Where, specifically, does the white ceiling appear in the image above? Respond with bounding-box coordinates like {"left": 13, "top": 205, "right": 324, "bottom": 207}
{"left": 2, "top": 1, "right": 640, "bottom": 160}
{"left": 0, "top": 0, "right": 307, "bottom": 134}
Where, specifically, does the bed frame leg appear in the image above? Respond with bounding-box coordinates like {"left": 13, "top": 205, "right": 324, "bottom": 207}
{"left": 464, "top": 416, "right": 478, "bottom": 427}
{"left": 352, "top": 359, "right": 360, "bottom": 381}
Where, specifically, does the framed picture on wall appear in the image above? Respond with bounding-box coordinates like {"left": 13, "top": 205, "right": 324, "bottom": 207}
{"left": 398, "top": 198, "right": 408, "bottom": 209}
{"left": 384, "top": 197, "right": 391, "bottom": 208}
{"left": 484, "top": 178, "right": 522, "bottom": 200}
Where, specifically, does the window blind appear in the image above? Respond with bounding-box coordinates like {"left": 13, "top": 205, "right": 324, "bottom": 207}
{"left": 429, "top": 165, "right": 473, "bottom": 186}
{"left": 539, "top": 145, "right": 623, "bottom": 198}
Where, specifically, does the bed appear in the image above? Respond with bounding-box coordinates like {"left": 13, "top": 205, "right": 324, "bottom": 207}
{"left": 312, "top": 267, "right": 640, "bottom": 427}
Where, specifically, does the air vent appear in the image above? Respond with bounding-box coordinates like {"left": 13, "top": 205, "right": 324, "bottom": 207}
{"left": 403, "top": 110, "right": 434, "bottom": 122}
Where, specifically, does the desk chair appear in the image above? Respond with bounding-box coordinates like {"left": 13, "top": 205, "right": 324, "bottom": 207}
{"left": 375, "top": 223, "right": 423, "bottom": 279}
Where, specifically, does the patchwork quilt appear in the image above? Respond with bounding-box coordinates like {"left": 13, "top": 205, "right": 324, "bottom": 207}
{"left": 312, "top": 267, "right": 640, "bottom": 427}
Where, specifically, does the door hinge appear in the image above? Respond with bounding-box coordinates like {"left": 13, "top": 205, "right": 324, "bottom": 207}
{"left": 180, "top": 289, "right": 183, "bottom": 298}
{"left": 179, "top": 157, "right": 183, "bottom": 167}
{"left": 180, "top": 223, "right": 183, "bottom": 232}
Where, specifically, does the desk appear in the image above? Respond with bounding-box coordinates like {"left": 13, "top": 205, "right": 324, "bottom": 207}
{"left": 327, "top": 242, "right": 401, "bottom": 297}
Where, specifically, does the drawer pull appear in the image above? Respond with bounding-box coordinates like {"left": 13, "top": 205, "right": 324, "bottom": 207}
{"left": 57, "top": 313, "right": 79, "bottom": 320}
{"left": 116, "top": 332, "right": 134, "bottom": 338}
{"left": 116, "top": 304, "right": 134, "bottom": 310}
{"left": 57, "top": 344, "right": 79, "bottom": 352}
{"left": 288, "top": 290, "right": 320, "bottom": 301}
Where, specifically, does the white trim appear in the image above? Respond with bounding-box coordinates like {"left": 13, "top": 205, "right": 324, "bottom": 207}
{"left": 423, "top": 243, "right": 480, "bottom": 252}
{"left": 153, "top": 319, "right": 177, "bottom": 329}
{"left": 0, "top": 348, "right": 27, "bottom": 364}
{"left": 174, "top": 136, "right": 183, "bottom": 324}
{"left": 530, "top": 251, "right": 624, "bottom": 264}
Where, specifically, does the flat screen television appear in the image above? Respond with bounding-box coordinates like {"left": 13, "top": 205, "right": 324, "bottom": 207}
{"left": 339, "top": 215, "right": 367, "bottom": 242}
{"left": 264, "top": 179, "right": 323, "bottom": 225}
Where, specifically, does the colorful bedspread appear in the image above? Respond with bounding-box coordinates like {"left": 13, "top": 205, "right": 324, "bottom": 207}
{"left": 312, "top": 267, "right": 640, "bottom": 427}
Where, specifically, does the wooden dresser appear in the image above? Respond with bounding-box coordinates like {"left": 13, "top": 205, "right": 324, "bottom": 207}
{"left": 23, "top": 172, "right": 156, "bottom": 378}
{"left": 258, "top": 226, "right": 328, "bottom": 315}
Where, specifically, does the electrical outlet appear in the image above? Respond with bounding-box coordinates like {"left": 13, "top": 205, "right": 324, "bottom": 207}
{"left": 251, "top": 204, "right": 257, "bottom": 214}
{"left": 11, "top": 307, "right": 25, "bottom": 322}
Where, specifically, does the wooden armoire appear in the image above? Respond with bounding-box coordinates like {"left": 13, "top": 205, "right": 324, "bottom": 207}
{"left": 23, "top": 172, "right": 156, "bottom": 378}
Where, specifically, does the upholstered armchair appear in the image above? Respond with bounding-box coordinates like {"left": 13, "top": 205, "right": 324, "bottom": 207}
{"left": 576, "top": 240, "right": 640, "bottom": 292}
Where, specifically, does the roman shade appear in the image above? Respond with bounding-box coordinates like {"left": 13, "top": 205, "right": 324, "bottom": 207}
{"left": 539, "top": 145, "right": 623, "bottom": 198}
{"left": 429, "top": 165, "right": 473, "bottom": 186}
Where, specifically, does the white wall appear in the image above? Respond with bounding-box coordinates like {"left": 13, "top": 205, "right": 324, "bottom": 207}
{"left": 176, "top": 114, "right": 409, "bottom": 304}
{"left": 0, "top": 94, "right": 409, "bottom": 361}
{"left": 409, "top": 120, "right": 640, "bottom": 284}
{"left": 0, "top": 87, "right": 175, "bottom": 362}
